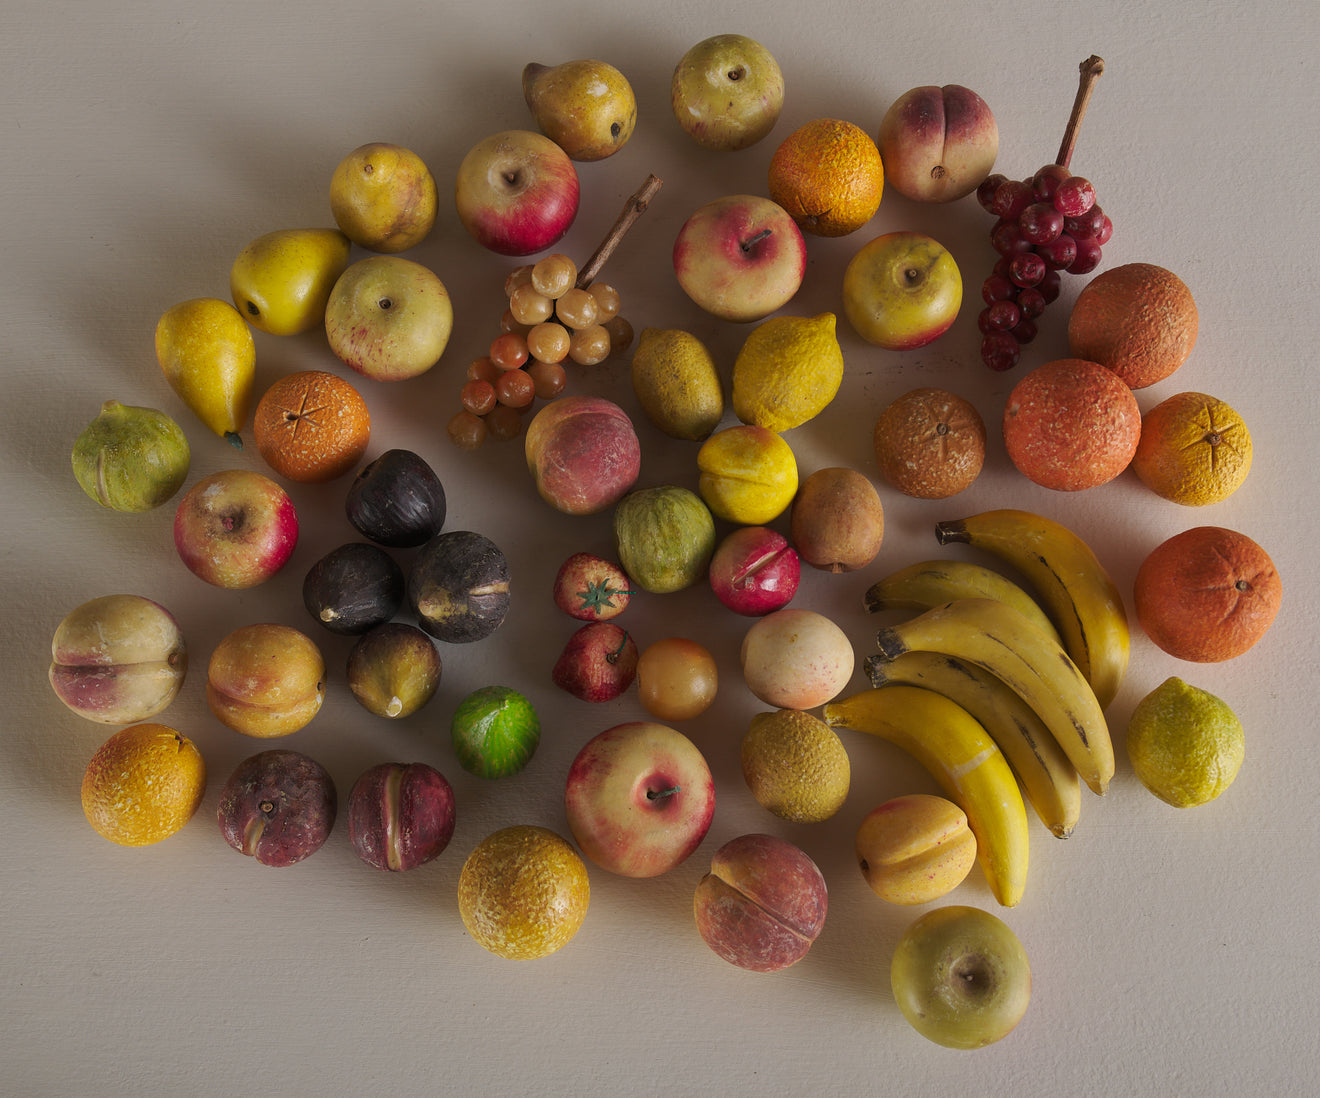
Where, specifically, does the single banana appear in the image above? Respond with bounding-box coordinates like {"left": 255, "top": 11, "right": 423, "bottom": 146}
{"left": 934, "top": 508, "right": 1129, "bottom": 709}
{"left": 863, "top": 558, "right": 1064, "bottom": 648}
{"left": 823, "top": 684, "right": 1029, "bottom": 908}
{"left": 872, "top": 598, "right": 1115, "bottom": 796}
{"left": 864, "top": 650, "right": 1081, "bottom": 838}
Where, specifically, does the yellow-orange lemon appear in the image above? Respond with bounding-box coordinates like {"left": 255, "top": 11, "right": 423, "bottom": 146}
{"left": 81, "top": 723, "right": 206, "bottom": 847}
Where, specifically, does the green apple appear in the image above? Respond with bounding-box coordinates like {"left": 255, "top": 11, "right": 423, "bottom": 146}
{"left": 522, "top": 59, "right": 636, "bottom": 162}
{"left": 671, "top": 34, "right": 784, "bottom": 151}
{"left": 325, "top": 255, "right": 452, "bottom": 382}
{"left": 329, "top": 142, "right": 437, "bottom": 253}
{"left": 842, "top": 230, "right": 962, "bottom": 350}
{"left": 890, "top": 904, "right": 1031, "bottom": 1049}
{"left": 229, "top": 228, "right": 351, "bottom": 336}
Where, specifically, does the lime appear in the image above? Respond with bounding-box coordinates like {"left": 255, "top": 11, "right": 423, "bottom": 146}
{"left": 1126, "top": 677, "right": 1244, "bottom": 807}
{"left": 451, "top": 685, "right": 541, "bottom": 779}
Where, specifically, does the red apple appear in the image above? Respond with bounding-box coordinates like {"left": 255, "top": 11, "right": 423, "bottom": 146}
{"left": 553, "top": 552, "right": 633, "bottom": 622}
{"left": 709, "top": 526, "right": 800, "bottom": 616}
{"left": 173, "top": 469, "right": 298, "bottom": 589}
{"left": 454, "top": 129, "right": 580, "bottom": 257}
{"left": 673, "top": 194, "right": 806, "bottom": 322}
{"left": 552, "top": 622, "right": 639, "bottom": 702}
{"left": 564, "top": 721, "right": 716, "bottom": 878}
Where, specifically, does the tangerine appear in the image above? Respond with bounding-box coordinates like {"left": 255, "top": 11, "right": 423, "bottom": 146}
{"left": 1133, "top": 525, "right": 1281, "bottom": 662}
{"left": 874, "top": 387, "right": 986, "bottom": 499}
{"left": 1001, "top": 358, "right": 1140, "bottom": 491}
{"left": 768, "top": 118, "right": 884, "bottom": 237}
{"left": 81, "top": 723, "right": 207, "bottom": 847}
{"left": 1131, "top": 391, "right": 1252, "bottom": 505}
{"left": 253, "top": 370, "right": 371, "bottom": 483}
{"left": 1067, "top": 263, "right": 1198, "bottom": 389}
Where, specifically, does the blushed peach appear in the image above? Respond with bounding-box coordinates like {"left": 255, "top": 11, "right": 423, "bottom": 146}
{"left": 524, "top": 395, "right": 641, "bottom": 515}
{"left": 855, "top": 794, "right": 977, "bottom": 905}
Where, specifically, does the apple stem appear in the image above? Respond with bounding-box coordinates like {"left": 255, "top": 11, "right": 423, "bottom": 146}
{"left": 740, "top": 228, "right": 773, "bottom": 253}
{"left": 575, "top": 173, "right": 663, "bottom": 289}
{"left": 1055, "top": 55, "right": 1104, "bottom": 169}
{"left": 646, "top": 785, "right": 681, "bottom": 801}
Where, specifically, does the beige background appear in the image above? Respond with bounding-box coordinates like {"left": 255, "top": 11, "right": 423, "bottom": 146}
{"left": 4, "top": 1, "right": 1317, "bottom": 1094}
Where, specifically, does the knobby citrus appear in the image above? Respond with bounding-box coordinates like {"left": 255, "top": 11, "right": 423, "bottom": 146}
{"left": 874, "top": 387, "right": 986, "bottom": 499}
{"left": 254, "top": 369, "right": 371, "bottom": 483}
{"left": 81, "top": 723, "right": 207, "bottom": 846}
{"left": 1132, "top": 391, "right": 1252, "bottom": 505}
{"left": 768, "top": 118, "right": 884, "bottom": 237}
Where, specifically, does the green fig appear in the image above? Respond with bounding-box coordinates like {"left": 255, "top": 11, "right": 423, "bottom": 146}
{"left": 230, "top": 227, "right": 352, "bottom": 336}
{"left": 71, "top": 400, "right": 191, "bottom": 512}
{"left": 522, "top": 60, "right": 637, "bottom": 162}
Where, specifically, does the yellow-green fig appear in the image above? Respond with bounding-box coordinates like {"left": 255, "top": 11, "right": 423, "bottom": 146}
{"left": 522, "top": 60, "right": 637, "bottom": 162}
{"left": 229, "top": 228, "right": 351, "bottom": 336}
{"left": 71, "top": 400, "right": 191, "bottom": 512}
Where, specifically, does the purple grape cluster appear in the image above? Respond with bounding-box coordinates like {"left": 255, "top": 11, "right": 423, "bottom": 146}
{"left": 974, "top": 163, "right": 1113, "bottom": 371}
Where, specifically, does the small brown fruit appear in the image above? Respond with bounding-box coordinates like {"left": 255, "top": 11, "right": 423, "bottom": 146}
{"left": 789, "top": 466, "right": 884, "bottom": 573}
{"left": 873, "top": 387, "right": 985, "bottom": 499}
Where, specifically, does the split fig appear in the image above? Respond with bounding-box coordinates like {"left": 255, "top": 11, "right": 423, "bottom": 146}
{"left": 407, "top": 530, "right": 511, "bottom": 643}
{"left": 217, "top": 749, "right": 337, "bottom": 867}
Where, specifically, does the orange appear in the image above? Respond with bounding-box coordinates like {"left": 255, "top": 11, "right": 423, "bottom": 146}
{"left": 874, "top": 387, "right": 986, "bottom": 499}
{"left": 457, "top": 825, "right": 590, "bottom": 960}
{"left": 1132, "top": 391, "right": 1252, "bottom": 505}
{"left": 81, "top": 723, "right": 207, "bottom": 847}
{"left": 1002, "top": 358, "right": 1140, "bottom": 491}
{"left": 768, "top": 118, "right": 884, "bottom": 237}
{"left": 1067, "top": 263, "right": 1198, "bottom": 389}
{"left": 1133, "top": 526, "right": 1281, "bottom": 662}
{"left": 253, "top": 369, "right": 370, "bottom": 482}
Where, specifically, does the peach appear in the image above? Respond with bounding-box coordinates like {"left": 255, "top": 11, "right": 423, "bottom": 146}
{"left": 524, "top": 394, "right": 641, "bottom": 515}
{"left": 740, "top": 608, "right": 854, "bottom": 709}
{"left": 877, "top": 84, "right": 999, "bottom": 203}
{"left": 49, "top": 594, "right": 186, "bottom": 724}
{"left": 693, "top": 833, "right": 827, "bottom": 972}
{"left": 206, "top": 623, "right": 326, "bottom": 738}
{"left": 855, "top": 794, "right": 978, "bottom": 905}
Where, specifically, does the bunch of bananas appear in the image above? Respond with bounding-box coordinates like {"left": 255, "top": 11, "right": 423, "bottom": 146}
{"left": 823, "top": 508, "right": 1128, "bottom": 908}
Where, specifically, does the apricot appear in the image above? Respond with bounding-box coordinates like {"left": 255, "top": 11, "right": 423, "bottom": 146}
{"left": 855, "top": 794, "right": 978, "bottom": 905}
{"left": 524, "top": 394, "right": 640, "bottom": 515}
{"left": 693, "top": 833, "right": 828, "bottom": 972}
{"left": 206, "top": 623, "right": 326, "bottom": 737}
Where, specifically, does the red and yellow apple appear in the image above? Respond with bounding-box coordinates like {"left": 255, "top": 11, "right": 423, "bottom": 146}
{"left": 454, "top": 129, "right": 579, "bottom": 256}
{"left": 173, "top": 469, "right": 298, "bottom": 589}
{"left": 842, "top": 231, "right": 962, "bottom": 350}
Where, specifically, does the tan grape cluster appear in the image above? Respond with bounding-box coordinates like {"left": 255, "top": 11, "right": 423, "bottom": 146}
{"left": 447, "top": 253, "right": 634, "bottom": 449}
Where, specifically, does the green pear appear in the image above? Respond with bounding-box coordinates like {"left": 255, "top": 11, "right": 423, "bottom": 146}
{"left": 71, "top": 400, "right": 191, "bottom": 512}
{"left": 229, "top": 227, "right": 351, "bottom": 336}
{"left": 522, "top": 60, "right": 636, "bottom": 162}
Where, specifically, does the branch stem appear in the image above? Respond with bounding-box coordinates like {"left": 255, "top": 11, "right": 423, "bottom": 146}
{"left": 1055, "top": 56, "right": 1105, "bottom": 169}
{"left": 575, "top": 173, "right": 663, "bottom": 289}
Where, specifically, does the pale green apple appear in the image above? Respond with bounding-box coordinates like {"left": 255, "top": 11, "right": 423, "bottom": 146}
{"left": 230, "top": 228, "right": 351, "bottom": 336}
{"left": 325, "top": 256, "right": 452, "bottom": 382}
{"left": 671, "top": 34, "right": 784, "bottom": 151}
{"left": 522, "top": 59, "right": 637, "bottom": 162}
{"left": 842, "top": 231, "right": 962, "bottom": 350}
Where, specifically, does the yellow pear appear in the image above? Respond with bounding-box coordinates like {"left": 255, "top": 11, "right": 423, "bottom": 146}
{"left": 329, "top": 142, "right": 437, "bottom": 253}
{"left": 522, "top": 60, "right": 636, "bottom": 162}
{"left": 154, "top": 298, "right": 255, "bottom": 447}
{"left": 229, "top": 228, "right": 351, "bottom": 336}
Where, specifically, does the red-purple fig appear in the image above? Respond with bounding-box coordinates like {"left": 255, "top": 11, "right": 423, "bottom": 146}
{"left": 348, "top": 762, "right": 456, "bottom": 871}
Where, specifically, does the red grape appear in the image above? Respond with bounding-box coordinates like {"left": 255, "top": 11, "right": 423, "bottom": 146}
{"left": 981, "top": 332, "right": 1021, "bottom": 372}
{"left": 1053, "top": 176, "right": 1096, "bottom": 217}
{"left": 1019, "top": 203, "right": 1064, "bottom": 245}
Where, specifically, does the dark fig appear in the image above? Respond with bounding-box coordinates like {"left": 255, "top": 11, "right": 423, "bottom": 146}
{"left": 216, "top": 750, "right": 337, "bottom": 867}
{"left": 348, "top": 762, "right": 456, "bottom": 871}
{"left": 302, "top": 542, "right": 404, "bottom": 635}
{"left": 346, "top": 622, "right": 442, "bottom": 718}
{"left": 407, "top": 530, "right": 510, "bottom": 644}
{"left": 345, "top": 448, "right": 446, "bottom": 547}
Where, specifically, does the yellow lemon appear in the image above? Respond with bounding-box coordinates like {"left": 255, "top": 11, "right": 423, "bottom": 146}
{"left": 768, "top": 118, "right": 884, "bottom": 237}
{"left": 630, "top": 327, "right": 725, "bottom": 441}
{"left": 81, "top": 723, "right": 207, "bottom": 847}
{"left": 741, "top": 708, "right": 851, "bottom": 823}
{"left": 154, "top": 297, "right": 255, "bottom": 446}
{"left": 731, "top": 313, "right": 843, "bottom": 432}
{"left": 457, "top": 825, "right": 590, "bottom": 960}
{"left": 696, "top": 424, "right": 798, "bottom": 525}
{"left": 1126, "top": 677, "right": 1244, "bottom": 808}
{"left": 1131, "top": 391, "right": 1252, "bottom": 506}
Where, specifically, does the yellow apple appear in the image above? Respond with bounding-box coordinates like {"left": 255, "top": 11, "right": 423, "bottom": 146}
{"left": 329, "top": 142, "right": 437, "bottom": 253}
{"left": 229, "top": 227, "right": 351, "bottom": 336}
{"left": 842, "top": 231, "right": 962, "bottom": 350}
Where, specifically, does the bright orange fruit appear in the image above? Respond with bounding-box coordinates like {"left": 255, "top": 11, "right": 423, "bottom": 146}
{"left": 768, "top": 118, "right": 884, "bottom": 237}
{"left": 1132, "top": 391, "right": 1252, "bottom": 505}
{"left": 253, "top": 369, "right": 370, "bottom": 483}
{"left": 81, "top": 723, "right": 206, "bottom": 847}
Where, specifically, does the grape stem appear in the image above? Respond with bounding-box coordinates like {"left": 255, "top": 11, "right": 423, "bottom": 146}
{"left": 575, "top": 173, "right": 663, "bottom": 289}
{"left": 1055, "top": 55, "right": 1105, "bottom": 169}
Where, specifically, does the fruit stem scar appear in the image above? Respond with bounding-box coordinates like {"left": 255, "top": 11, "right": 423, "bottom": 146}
{"left": 741, "top": 228, "right": 773, "bottom": 252}
{"left": 377, "top": 297, "right": 393, "bottom": 310}
{"left": 647, "top": 785, "right": 681, "bottom": 800}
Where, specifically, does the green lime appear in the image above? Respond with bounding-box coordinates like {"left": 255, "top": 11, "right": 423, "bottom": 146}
{"left": 451, "top": 686, "right": 541, "bottom": 779}
{"left": 1126, "top": 677, "right": 1244, "bottom": 808}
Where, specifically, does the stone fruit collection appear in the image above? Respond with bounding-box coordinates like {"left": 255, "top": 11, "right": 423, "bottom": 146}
{"left": 55, "top": 37, "right": 1282, "bottom": 1052}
